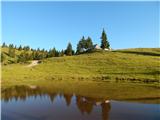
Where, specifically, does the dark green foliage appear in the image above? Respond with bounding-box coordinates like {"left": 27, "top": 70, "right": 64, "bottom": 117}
{"left": 31, "top": 48, "right": 34, "bottom": 51}
{"left": 2, "top": 42, "right": 7, "bottom": 47}
{"left": 72, "top": 50, "right": 75, "bottom": 55}
{"left": 51, "top": 48, "right": 56, "bottom": 57}
{"left": 23, "top": 46, "right": 30, "bottom": 51}
{"left": 37, "top": 48, "right": 40, "bottom": 52}
{"left": 32, "top": 48, "right": 47, "bottom": 60}
{"left": 76, "top": 36, "right": 85, "bottom": 54}
{"left": 9, "top": 44, "right": 14, "bottom": 48}
{"left": 18, "top": 52, "right": 32, "bottom": 63}
{"left": 43, "top": 50, "right": 48, "bottom": 58}
{"left": 18, "top": 45, "right": 23, "bottom": 50}
{"left": 48, "top": 48, "right": 56, "bottom": 57}
{"left": 2, "top": 43, "right": 66, "bottom": 63}
{"left": 48, "top": 49, "right": 52, "bottom": 57}
{"left": 76, "top": 36, "right": 93, "bottom": 54}
{"left": 3, "top": 28, "right": 112, "bottom": 64}
{"left": 32, "top": 51, "right": 43, "bottom": 60}
{"left": 47, "top": 48, "right": 61, "bottom": 57}
{"left": 60, "top": 50, "right": 64, "bottom": 57}
{"left": 86, "top": 37, "right": 93, "bottom": 49}
{"left": 100, "top": 29, "right": 110, "bottom": 49}
{"left": 65, "top": 42, "right": 73, "bottom": 56}
{"left": 55, "top": 50, "right": 60, "bottom": 57}
{"left": 2, "top": 42, "right": 5, "bottom": 47}
{"left": 8, "top": 44, "right": 15, "bottom": 58}
{"left": 1, "top": 53, "right": 5, "bottom": 62}
{"left": 40, "top": 49, "right": 48, "bottom": 58}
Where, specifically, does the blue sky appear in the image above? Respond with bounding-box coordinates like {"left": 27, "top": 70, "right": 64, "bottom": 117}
{"left": 2, "top": 1, "right": 159, "bottom": 50}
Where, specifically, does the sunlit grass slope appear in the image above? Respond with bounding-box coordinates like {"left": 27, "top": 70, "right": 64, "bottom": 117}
{"left": 2, "top": 48, "right": 160, "bottom": 88}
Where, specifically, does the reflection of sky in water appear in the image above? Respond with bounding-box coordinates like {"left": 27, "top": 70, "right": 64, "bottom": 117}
{"left": 1, "top": 86, "right": 160, "bottom": 120}
{"left": 110, "top": 101, "right": 160, "bottom": 120}
{"left": 2, "top": 95, "right": 104, "bottom": 120}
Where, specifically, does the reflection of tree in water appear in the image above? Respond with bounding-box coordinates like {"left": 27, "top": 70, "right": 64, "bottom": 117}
{"left": 1, "top": 85, "right": 52, "bottom": 102}
{"left": 101, "top": 102, "right": 111, "bottom": 120}
{"left": 76, "top": 96, "right": 94, "bottom": 114}
{"left": 2, "top": 85, "right": 111, "bottom": 120}
{"left": 2, "top": 85, "right": 30, "bottom": 102}
{"left": 76, "top": 95, "right": 111, "bottom": 120}
{"left": 49, "top": 93, "right": 57, "bottom": 103}
{"left": 63, "top": 94, "right": 73, "bottom": 106}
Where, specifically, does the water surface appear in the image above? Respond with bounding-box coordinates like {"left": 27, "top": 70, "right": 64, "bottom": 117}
{"left": 1, "top": 85, "right": 160, "bottom": 120}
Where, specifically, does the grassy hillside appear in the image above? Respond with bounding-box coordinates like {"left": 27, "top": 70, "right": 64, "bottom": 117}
{"left": 2, "top": 47, "right": 160, "bottom": 103}
{"left": 2, "top": 48, "right": 160, "bottom": 88}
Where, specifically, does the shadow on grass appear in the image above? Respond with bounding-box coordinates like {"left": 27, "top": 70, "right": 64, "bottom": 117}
{"left": 105, "top": 70, "right": 160, "bottom": 75}
{"left": 114, "top": 51, "right": 160, "bottom": 56}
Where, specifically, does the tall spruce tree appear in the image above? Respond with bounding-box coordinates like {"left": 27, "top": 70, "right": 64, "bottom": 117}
{"left": 51, "top": 47, "right": 56, "bottom": 57}
{"left": 18, "top": 45, "right": 22, "bottom": 50}
{"left": 2, "top": 42, "right": 6, "bottom": 47}
{"left": 100, "top": 29, "right": 110, "bottom": 49}
{"left": 66, "top": 42, "right": 73, "bottom": 56}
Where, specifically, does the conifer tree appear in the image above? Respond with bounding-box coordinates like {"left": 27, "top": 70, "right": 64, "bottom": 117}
{"left": 76, "top": 36, "right": 93, "bottom": 54}
{"left": 18, "top": 45, "right": 22, "bottom": 50}
{"left": 86, "top": 37, "right": 93, "bottom": 49}
{"left": 2, "top": 42, "right": 6, "bottom": 47}
{"left": 66, "top": 42, "right": 73, "bottom": 56}
{"left": 100, "top": 29, "right": 110, "bottom": 49}
{"left": 60, "top": 50, "right": 64, "bottom": 56}
{"left": 8, "top": 44, "right": 15, "bottom": 58}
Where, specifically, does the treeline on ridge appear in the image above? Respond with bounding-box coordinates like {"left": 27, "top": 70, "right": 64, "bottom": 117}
{"left": 1, "top": 29, "right": 110, "bottom": 64}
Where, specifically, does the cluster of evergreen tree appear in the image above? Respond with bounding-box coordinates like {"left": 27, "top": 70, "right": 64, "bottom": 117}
{"left": 1, "top": 42, "right": 75, "bottom": 63}
{"left": 1, "top": 29, "right": 110, "bottom": 63}
{"left": 8, "top": 44, "right": 16, "bottom": 58}
{"left": 76, "top": 36, "right": 93, "bottom": 54}
{"left": 76, "top": 29, "right": 110, "bottom": 54}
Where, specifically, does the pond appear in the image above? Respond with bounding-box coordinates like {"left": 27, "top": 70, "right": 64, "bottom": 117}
{"left": 1, "top": 85, "right": 160, "bottom": 120}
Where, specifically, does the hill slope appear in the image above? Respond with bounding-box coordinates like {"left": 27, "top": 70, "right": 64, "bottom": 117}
{"left": 2, "top": 48, "right": 160, "bottom": 87}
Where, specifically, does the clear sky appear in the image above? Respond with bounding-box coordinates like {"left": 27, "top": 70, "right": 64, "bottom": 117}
{"left": 2, "top": 1, "right": 159, "bottom": 50}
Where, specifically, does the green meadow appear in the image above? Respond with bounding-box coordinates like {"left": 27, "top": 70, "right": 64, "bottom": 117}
{"left": 1, "top": 48, "right": 160, "bottom": 103}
